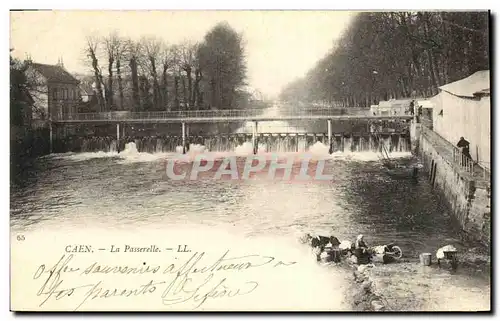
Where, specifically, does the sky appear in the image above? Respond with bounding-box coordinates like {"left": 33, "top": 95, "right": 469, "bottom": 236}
{"left": 10, "top": 10, "right": 355, "bottom": 99}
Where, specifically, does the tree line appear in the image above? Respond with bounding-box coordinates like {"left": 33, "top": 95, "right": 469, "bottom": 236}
{"left": 83, "top": 21, "right": 247, "bottom": 112}
{"left": 280, "top": 11, "right": 489, "bottom": 107}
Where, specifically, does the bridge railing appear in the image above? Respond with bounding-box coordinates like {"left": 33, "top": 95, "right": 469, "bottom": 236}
{"left": 420, "top": 124, "right": 490, "bottom": 180}
{"left": 54, "top": 108, "right": 372, "bottom": 121}
{"left": 57, "top": 110, "right": 260, "bottom": 121}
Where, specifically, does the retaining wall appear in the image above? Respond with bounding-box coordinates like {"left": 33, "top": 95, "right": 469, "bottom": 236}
{"left": 415, "top": 123, "right": 490, "bottom": 245}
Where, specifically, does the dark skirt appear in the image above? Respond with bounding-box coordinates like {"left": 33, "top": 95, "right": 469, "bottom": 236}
{"left": 354, "top": 248, "right": 371, "bottom": 264}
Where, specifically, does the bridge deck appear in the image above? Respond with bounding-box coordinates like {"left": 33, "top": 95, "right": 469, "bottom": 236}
{"left": 52, "top": 110, "right": 412, "bottom": 124}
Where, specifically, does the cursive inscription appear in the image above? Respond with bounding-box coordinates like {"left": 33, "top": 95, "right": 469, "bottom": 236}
{"left": 31, "top": 250, "right": 296, "bottom": 311}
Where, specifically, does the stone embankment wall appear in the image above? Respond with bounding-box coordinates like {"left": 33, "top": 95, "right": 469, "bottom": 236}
{"left": 412, "top": 122, "right": 490, "bottom": 245}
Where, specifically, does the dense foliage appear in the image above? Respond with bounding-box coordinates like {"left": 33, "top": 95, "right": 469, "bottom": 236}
{"left": 280, "top": 12, "right": 489, "bottom": 107}
{"left": 10, "top": 54, "right": 29, "bottom": 126}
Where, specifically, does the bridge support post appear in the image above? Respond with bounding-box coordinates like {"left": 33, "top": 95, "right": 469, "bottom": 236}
{"left": 327, "top": 119, "right": 332, "bottom": 154}
{"left": 116, "top": 123, "right": 121, "bottom": 153}
{"left": 182, "top": 122, "right": 186, "bottom": 154}
{"left": 186, "top": 123, "right": 190, "bottom": 152}
{"left": 49, "top": 122, "right": 53, "bottom": 154}
{"left": 252, "top": 121, "right": 258, "bottom": 154}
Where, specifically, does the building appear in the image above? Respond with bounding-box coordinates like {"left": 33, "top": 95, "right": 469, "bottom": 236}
{"left": 430, "top": 70, "right": 490, "bottom": 170}
{"left": 79, "top": 82, "right": 95, "bottom": 103}
{"left": 370, "top": 99, "right": 412, "bottom": 116}
{"left": 26, "top": 60, "right": 81, "bottom": 121}
{"left": 80, "top": 87, "right": 94, "bottom": 103}
{"left": 415, "top": 99, "right": 434, "bottom": 129}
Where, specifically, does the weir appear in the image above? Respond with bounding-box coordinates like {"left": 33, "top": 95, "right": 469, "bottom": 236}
{"left": 51, "top": 132, "right": 411, "bottom": 154}
{"left": 47, "top": 108, "right": 412, "bottom": 156}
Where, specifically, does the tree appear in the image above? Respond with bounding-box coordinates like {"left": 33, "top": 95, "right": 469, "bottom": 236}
{"left": 140, "top": 36, "right": 163, "bottom": 110}
{"left": 83, "top": 22, "right": 249, "bottom": 112}
{"left": 179, "top": 41, "right": 198, "bottom": 109}
{"left": 103, "top": 32, "right": 118, "bottom": 109}
{"left": 84, "top": 36, "right": 106, "bottom": 111}
{"left": 10, "top": 54, "right": 29, "bottom": 126}
{"left": 197, "top": 22, "right": 247, "bottom": 109}
{"left": 160, "top": 44, "right": 175, "bottom": 110}
{"left": 280, "top": 11, "right": 489, "bottom": 107}
{"left": 127, "top": 39, "right": 141, "bottom": 111}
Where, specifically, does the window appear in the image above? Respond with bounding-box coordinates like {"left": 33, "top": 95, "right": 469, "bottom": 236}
{"left": 52, "top": 88, "right": 57, "bottom": 100}
{"left": 64, "top": 88, "right": 68, "bottom": 100}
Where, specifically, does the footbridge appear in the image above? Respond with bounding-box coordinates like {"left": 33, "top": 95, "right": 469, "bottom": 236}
{"left": 49, "top": 109, "right": 413, "bottom": 154}
{"left": 52, "top": 109, "right": 411, "bottom": 124}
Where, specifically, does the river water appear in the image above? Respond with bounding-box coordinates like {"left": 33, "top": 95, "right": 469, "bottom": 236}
{"left": 10, "top": 105, "right": 490, "bottom": 311}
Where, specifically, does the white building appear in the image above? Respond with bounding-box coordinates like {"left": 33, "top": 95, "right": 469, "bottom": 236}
{"left": 371, "top": 99, "right": 412, "bottom": 116}
{"left": 430, "top": 70, "right": 490, "bottom": 170}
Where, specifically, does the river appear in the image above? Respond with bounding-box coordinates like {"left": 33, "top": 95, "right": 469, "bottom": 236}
{"left": 10, "top": 104, "right": 490, "bottom": 311}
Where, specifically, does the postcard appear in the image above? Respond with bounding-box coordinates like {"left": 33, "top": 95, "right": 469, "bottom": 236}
{"left": 10, "top": 10, "right": 491, "bottom": 312}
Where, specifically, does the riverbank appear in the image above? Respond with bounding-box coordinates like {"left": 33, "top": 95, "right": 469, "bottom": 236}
{"left": 344, "top": 246, "right": 490, "bottom": 311}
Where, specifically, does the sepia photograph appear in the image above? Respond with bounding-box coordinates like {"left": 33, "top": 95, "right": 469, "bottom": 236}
{"left": 9, "top": 9, "right": 491, "bottom": 312}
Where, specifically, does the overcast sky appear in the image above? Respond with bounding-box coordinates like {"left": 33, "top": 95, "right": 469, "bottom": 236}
{"left": 10, "top": 10, "right": 355, "bottom": 99}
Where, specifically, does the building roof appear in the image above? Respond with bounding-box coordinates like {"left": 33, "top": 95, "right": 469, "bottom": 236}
{"left": 474, "top": 88, "right": 490, "bottom": 97}
{"left": 416, "top": 100, "right": 434, "bottom": 108}
{"left": 439, "top": 70, "right": 490, "bottom": 98}
{"left": 30, "top": 63, "right": 80, "bottom": 84}
{"left": 379, "top": 99, "right": 412, "bottom": 108}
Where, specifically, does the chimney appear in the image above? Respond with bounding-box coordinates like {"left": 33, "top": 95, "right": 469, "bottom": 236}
{"left": 24, "top": 53, "right": 32, "bottom": 65}
{"left": 57, "top": 57, "right": 64, "bottom": 68}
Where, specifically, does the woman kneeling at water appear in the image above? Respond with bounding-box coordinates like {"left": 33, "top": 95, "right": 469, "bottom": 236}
{"left": 354, "top": 234, "right": 371, "bottom": 264}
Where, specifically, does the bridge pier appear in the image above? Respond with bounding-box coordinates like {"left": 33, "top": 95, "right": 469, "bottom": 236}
{"left": 182, "top": 122, "right": 186, "bottom": 154}
{"left": 252, "top": 121, "right": 258, "bottom": 154}
{"left": 116, "top": 123, "right": 121, "bottom": 153}
{"left": 327, "top": 119, "right": 332, "bottom": 154}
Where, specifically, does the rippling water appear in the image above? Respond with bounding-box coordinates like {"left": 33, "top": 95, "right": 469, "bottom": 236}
{"left": 10, "top": 106, "right": 489, "bottom": 311}
{"left": 10, "top": 147, "right": 457, "bottom": 249}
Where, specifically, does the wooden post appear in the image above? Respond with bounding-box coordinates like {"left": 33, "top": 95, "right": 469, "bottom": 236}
{"left": 252, "top": 121, "right": 258, "bottom": 154}
{"left": 116, "top": 123, "right": 121, "bottom": 153}
{"left": 49, "top": 122, "right": 53, "bottom": 154}
{"left": 327, "top": 119, "right": 332, "bottom": 154}
{"left": 186, "top": 123, "right": 190, "bottom": 152}
{"left": 182, "top": 122, "right": 186, "bottom": 154}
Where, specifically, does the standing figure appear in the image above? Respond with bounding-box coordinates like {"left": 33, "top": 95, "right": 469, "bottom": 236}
{"left": 457, "top": 137, "right": 472, "bottom": 165}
